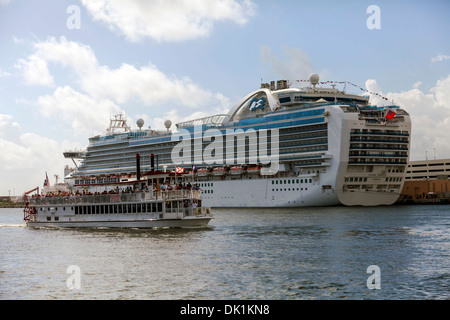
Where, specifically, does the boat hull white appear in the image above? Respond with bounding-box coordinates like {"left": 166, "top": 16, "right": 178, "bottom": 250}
{"left": 27, "top": 216, "right": 212, "bottom": 229}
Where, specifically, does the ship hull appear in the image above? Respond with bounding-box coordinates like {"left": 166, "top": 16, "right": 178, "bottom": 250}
{"left": 27, "top": 216, "right": 212, "bottom": 228}
{"left": 198, "top": 178, "right": 340, "bottom": 207}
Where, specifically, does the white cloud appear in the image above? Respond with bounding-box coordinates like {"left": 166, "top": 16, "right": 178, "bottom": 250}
{"left": 366, "top": 75, "right": 450, "bottom": 161}
{"left": 15, "top": 55, "right": 54, "bottom": 86}
{"left": 431, "top": 54, "right": 450, "bottom": 63}
{"left": 17, "top": 37, "right": 229, "bottom": 111}
{"left": 412, "top": 81, "right": 422, "bottom": 89}
{"left": 0, "top": 114, "right": 76, "bottom": 195}
{"left": 15, "top": 36, "right": 98, "bottom": 87}
{"left": 81, "top": 0, "right": 256, "bottom": 42}
{"left": 260, "top": 46, "right": 316, "bottom": 81}
{"left": 0, "top": 114, "right": 21, "bottom": 142}
{"left": 0, "top": 67, "right": 10, "bottom": 77}
{"left": 15, "top": 36, "right": 231, "bottom": 135}
{"left": 36, "top": 86, "right": 122, "bottom": 137}
{"left": 81, "top": 62, "right": 231, "bottom": 110}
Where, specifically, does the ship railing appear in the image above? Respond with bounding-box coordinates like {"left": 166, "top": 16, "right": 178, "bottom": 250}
{"left": 26, "top": 190, "right": 203, "bottom": 206}
{"left": 165, "top": 205, "right": 212, "bottom": 218}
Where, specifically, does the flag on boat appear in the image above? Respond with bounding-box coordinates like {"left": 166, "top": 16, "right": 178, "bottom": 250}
{"left": 385, "top": 110, "right": 396, "bottom": 119}
{"left": 176, "top": 167, "right": 184, "bottom": 173}
{"left": 43, "top": 172, "right": 50, "bottom": 187}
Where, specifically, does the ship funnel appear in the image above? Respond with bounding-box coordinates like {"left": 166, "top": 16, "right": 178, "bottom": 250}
{"left": 150, "top": 153, "right": 155, "bottom": 172}
{"left": 136, "top": 153, "right": 141, "bottom": 180}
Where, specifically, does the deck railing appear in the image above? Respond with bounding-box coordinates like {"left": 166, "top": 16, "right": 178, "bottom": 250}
{"left": 26, "top": 190, "right": 202, "bottom": 205}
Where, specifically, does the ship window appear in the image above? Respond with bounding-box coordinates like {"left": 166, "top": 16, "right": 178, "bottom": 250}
{"left": 309, "top": 179, "right": 312, "bottom": 183}
{"left": 300, "top": 179, "right": 303, "bottom": 183}
{"left": 47, "top": 217, "right": 51, "bottom": 221}
{"left": 279, "top": 97, "right": 291, "bottom": 103}
{"left": 54, "top": 217, "right": 59, "bottom": 221}
{"left": 296, "top": 179, "right": 299, "bottom": 183}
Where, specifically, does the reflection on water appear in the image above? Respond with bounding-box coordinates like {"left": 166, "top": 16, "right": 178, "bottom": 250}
{"left": 0, "top": 205, "right": 448, "bottom": 299}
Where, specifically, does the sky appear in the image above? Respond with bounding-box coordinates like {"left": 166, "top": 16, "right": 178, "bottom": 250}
{"left": 0, "top": 0, "right": 449, "bottom": 196}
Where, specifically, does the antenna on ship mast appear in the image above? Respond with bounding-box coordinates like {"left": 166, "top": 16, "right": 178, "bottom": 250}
{"left": 107, "top": 112, "right": 131, "bottom": 134}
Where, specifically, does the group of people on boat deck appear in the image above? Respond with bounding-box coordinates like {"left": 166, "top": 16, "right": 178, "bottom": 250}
{"left": 28, "top": 181, "right": 202, "bottom": 198}
{"left": 152, "top": 181, "right": 200, "bottom": 192}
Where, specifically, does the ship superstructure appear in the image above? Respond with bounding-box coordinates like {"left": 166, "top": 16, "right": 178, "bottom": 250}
{"left": 64, "top": 74, "right": 411, "bottom": 207}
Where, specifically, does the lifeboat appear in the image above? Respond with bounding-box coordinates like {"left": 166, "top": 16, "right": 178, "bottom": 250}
{"left": 212, "top": 168, "right": 226, "bottom": 176}
{"left": 196, "top": 168, "right": 209, "bottom": 176}
{"left": 246, "top": 166, "right": 261, "bottom": 174}
{"left": 230, "top": 166, "right": 243, "bottom": 175}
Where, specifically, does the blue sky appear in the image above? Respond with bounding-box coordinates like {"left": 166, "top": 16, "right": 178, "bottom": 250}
{"left": 0, "top": 0, "right": 449, "bottom": 196}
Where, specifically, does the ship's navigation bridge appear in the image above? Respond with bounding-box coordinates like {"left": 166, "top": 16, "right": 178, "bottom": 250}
{"left": 64, "top": 150, "right": 86, "bottom": 168}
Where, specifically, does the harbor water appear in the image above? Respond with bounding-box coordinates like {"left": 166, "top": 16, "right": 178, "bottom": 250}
{"left": 0, "top": 205, "right": 448, "bottom": 300}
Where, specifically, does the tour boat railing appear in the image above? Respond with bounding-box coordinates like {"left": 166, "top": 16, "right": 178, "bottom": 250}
{"left": 26, "top": 190, "right": 203, "bottom": 205}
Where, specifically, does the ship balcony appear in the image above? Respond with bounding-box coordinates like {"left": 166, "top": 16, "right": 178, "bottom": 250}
{"left": 350, "top": 137, "right": 408, "bottom": 144}
{"left": 348, "top": 159, "right": 407, "bottom": 165}
{"left": 361, "top": 117, "right": 405, "bottom": 126}
{"left": 349, "top": 153, "right": 408, "bottom": 158}
{"left": 349, "top": 146, "right": 409, "bottom": 151}
{"left": 350, "top": 131, "right": 409, "bottom": 137}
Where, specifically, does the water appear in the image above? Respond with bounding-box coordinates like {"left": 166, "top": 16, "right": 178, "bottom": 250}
{"left": 0, "top": 205, "right": 448, "bottom": 300}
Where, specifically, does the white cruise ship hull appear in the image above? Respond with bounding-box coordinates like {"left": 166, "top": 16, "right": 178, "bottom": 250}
{"left": 198, "top": 178, "right": 339, "bottom": 207}
{"left": 63, "top": 75, "right": 411, "bottom": 208}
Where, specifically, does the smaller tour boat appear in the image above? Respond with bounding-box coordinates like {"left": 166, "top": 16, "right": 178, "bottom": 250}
{"left": 23, "top": 189, "right": 212, "bottom": 229}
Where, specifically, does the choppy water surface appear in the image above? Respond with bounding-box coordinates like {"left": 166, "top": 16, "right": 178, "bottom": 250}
{"left": 0, "top": 205, "right": 448, "bottom": 299}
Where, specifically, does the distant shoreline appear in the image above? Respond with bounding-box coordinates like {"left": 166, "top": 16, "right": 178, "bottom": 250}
{"left": 0, "top": 204, "right": 23, "bottom": 208}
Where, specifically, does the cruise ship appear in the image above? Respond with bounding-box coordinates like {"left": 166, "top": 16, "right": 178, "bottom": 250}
{"left": 64, "top": 74, "right": 411, "bottom": 207}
